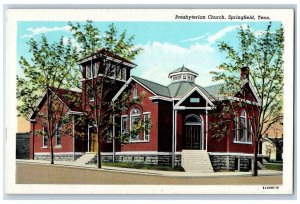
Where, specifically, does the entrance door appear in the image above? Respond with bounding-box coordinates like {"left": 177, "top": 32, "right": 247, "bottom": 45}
{"left": 88, "top": 124, "right": 98, "bottom": 152}
{"left": 184, "top": 114, "right": 203, "bottom": 149}
{"left": 90, "top": 132, "right": 98, "bottom": 152}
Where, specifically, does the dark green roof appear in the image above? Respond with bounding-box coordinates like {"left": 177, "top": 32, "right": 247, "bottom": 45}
{"left": 132, "top": 75, "right": 218, "bottom": 101}
{"left": 132, "top": 76, "right": 170, "bottom": 97}
{"left": 203, "top": 83, "right": 225, "bottom": 98}
{"left": 168, "top": 66, "right": 198, "bottom": 76}
{"left": 168, "top": 82, "right": 194, "bottom": 98}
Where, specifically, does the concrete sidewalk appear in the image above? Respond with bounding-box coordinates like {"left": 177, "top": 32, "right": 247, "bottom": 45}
{"left": 16, "top": 159, "right": 282, "bottom": 178}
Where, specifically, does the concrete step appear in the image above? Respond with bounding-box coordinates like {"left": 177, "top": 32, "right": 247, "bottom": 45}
{"left": 181, "top": 150, "right": 214, "bottom": 173}
{"left": 74, "top": 153, "right": 96, "bottom": 165}
{"left": 184, "top": 169, "right": 214, "bottom": 173}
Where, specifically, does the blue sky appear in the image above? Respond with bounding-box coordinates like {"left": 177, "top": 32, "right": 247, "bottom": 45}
{"left": 17, "top": 21, "right": 281, "bottom": 87}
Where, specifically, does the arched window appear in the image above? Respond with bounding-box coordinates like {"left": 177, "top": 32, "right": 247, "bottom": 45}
{"left": 130, "top": 108, "right": 141, "bottom": 140}
{"left": 185, "top": 114, "right": 202, "bottom": 125}
{"left": 239, "top": 110, "right": 247, "bottom": 142}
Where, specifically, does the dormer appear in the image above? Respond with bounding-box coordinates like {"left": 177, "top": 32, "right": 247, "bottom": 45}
{"left": 168, "top": 65, "right": 198, "bottom": 83}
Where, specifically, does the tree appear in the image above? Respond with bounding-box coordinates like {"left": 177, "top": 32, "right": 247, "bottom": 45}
{"left": 68, "top": 21, "right": 142, "bottom": 168}
{"left": 17, "top": 35, "right": 80, "bottom": 164}
{"left": 210, "top": 23, "right": 284, "bottom": 176}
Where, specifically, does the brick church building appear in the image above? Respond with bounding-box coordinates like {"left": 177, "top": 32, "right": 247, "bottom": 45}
{"left": 29, "top": 50, "right": 260, "bottom": 172}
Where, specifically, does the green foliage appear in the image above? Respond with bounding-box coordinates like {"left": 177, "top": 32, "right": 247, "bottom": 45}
{"left": 264, "top": 163, "right": 283, "bottom": 171}
{"left": 68, "top": 21, "right": 144, "bottom": 168}
{"left": 17, "top": 35, "right": 80, "bottom": 118}
{"left": 68, "top": 21, "right": 142, "bottom": 60}
{"left": 17, "top": 33, "right": 80, "bottom": 164}
{"left": 210, "top": 22, "right": 284, "bottom": 139}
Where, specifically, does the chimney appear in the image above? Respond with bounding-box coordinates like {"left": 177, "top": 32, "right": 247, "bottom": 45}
{"left": 240, "top": 66, "right": 249, "bottom": 80}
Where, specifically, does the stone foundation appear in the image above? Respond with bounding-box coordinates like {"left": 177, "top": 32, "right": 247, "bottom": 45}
{"left": 34, "top": 153, "right": 83, "bottom": 161}
{"left": 88, "top": 153, "right": 181, "bottom": 166}
{"left": 209, "top": 154, "right": 253, "bottom": 172}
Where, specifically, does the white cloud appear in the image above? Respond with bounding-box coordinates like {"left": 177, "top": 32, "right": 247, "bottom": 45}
{"left": 179, "top": 24, "right": 248, "bottom": 46}
{"left": 132, "top": 42, "right": 219, "bottom": 87}
{"left": 21, "top": 25, "right": 71, "bottom": 38}
{"left": 62, "top": 37, "right": 82, "bottom": 51}
{"left": 206, "top": 24, "right": 248, "bottom": 45}
{"left": 179, "top": 32, "right": 210, "bottom": 43}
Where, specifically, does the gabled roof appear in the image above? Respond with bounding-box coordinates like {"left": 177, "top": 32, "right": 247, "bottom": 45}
{"left": 173, "top": 86, "right": 215, "bottom": 109}
{"left": 113, "top": 75, "right": 215, "bottom": 102}
{"left": 203, "top": 83, "right": 225, "bottom": 98}
{"left": 51, "top": 87, "right": 82, "bottom": 112}
{"left": 112, "top": 72, "right": 260, "bottom": 105}
{"left": 168, "top": 66, "right": 198, "bottom": 77}
{"left": 203, "top": 81, "right": 261, "bottom": 104}
{"left": 132, "top": 76, "right": 171, "bottom": 97}
{"left": 29, "top": 87, "right": 82, "bottom": 120}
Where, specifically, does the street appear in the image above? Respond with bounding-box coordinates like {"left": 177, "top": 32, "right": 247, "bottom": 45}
{"left": 16, "top": 163, "right": 282, "bottom": 185}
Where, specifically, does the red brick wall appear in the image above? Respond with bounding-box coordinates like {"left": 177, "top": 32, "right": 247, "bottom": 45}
{"left": 120, "top": 81, "right": 159, "bottom": 152}
{"left": 207, "top": 105, "right": 258, "bottom": 154}
{"left": 30, "top": 97, "right": 75, "bottom": 156}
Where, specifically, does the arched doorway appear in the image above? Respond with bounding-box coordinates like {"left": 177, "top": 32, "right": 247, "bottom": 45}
{"left": 183, "top": 114, "right": 203, "bottom": 149}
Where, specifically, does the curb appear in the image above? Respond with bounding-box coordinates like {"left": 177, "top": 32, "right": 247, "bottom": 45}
{"left": 16, "top": 160, "right": 283, "bottom": 178}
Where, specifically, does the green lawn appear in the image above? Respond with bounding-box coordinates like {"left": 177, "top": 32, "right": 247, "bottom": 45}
{"left": 102, "top": 162, "right": 184, "bottom": 172}
{"left": 264, "top": 163, "right": 283, "bottom": 171}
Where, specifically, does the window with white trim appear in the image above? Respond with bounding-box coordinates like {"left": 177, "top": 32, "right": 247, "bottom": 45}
{"left": 190, "top": 97, "right": 200, "bottom": 103}
{"left": 132, "top": 88, "right": 138, "bottom": 99}
{"left": 86, "top": 64, "right": 92, "bottom": 79}
{"left": 121, "top": 67, "right": 126, "bottom": 80}
{"left": 130, "top": 108, "right": 141, "bottom": 141}
{"left": 239, "top": 110, "right": 247, "bottom": 142}
{"left": 93, "top": 62, "right": 99, "bottom": 77}
{"left": 233, "top": 117, "right": 238, "bottom": 142}
{"left": 247, "top": 119, "right": 253, "bottom": 143}
{"left": 42, "top": 127, "right": 48, "bottom": 148}
{"left": 143, "top": 113, "right": 150, "bottom": 141}
{"left": 233, "top": 110, "right": 252, "bottom": 143}
{"left": 106, "top": 62, "right": 116, "bottom": 77}
{"left": 56, "top": 123, "right": 61, "bottom": 146}
{"left": 121, "top": 115, "right": 128, "bottom": 134}
{"left": 116, "top": 67, "right": 122, "bottom": 79}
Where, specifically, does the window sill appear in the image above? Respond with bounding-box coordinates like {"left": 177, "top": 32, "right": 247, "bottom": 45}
{"left": 41, "top": 146, "right": 48, "bottom": 149}
{"left": 128, "top": 140, "right": 150, "bottom": 143}
{"left": 55, "top": 145, "right": 62, "bottom": 149}
{"left": 233, "top": 141, "right": 253, "bottom": 145}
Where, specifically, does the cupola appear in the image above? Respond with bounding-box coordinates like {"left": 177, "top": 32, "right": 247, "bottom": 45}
{"left": 168, "top": 65, "right": 198, "bottom": 83}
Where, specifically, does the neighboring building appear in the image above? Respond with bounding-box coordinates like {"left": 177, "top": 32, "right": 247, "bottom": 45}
{"left": 16, "top": 117, "right": 31, "bottom": 159}
{"left": 29, "top": 50, "right": 260, "bottom": 172}
{"left": 16, "top": 132, "right": 30, "bottom": 159}
{"left": 259, "top": 123, "right": 283, "bottom": 162}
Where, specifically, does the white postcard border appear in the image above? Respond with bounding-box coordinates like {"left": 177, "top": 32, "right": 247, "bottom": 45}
{"left": 5, "top": 8, "right": 294, "bottom": 194}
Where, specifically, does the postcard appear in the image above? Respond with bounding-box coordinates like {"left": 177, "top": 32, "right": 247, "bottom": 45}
{"left": 5, "top": 8, "right": 294, "bottom": 194}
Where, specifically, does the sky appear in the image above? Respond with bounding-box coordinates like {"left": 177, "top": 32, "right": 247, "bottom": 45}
{"left": 17, "top": 21, "right": 281, "bottom": 87}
